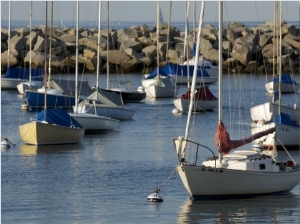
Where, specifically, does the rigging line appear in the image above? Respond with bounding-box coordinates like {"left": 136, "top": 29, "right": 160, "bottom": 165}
{"left": 276, "top": 137, "right": 297, "bottom": 164}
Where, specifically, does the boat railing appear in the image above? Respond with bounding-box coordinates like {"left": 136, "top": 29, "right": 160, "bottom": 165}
{"left": 174, "top": 138, "right": 216, "bottom": 167}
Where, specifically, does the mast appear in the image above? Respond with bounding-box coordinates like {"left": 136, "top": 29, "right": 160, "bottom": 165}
{"left": 183, "top": 1, "right": 190, "bottom": 88}
{"left": 156, "top": 1, "right": 160, "bottom": 79}
{"left": 165, "top": 1, "right": 172, "bottom": 64}
{"left": 184, "top": 1, "right": 205, "bottom": 140}
{"left": 278, "top": 1, "right": 282, "bottom": 115}
{"left": 74, "top": 0, "right": 79, "bottom": 113}
{"left": 218, "top": 1, "right": 223, "bottom": 123}
{"left": 29, "top": 1, "right": 32, "bottom": 82}
{"left": 7, "top": 1, "right": 11, "bottom": 69}
{"left": 96, "top": 1, "right": 102, "bottom": 90}
{"left": 43, "top": 1, "right": 48, "bottom": 116}
{"left": 218, "top": 0, "right": 223, "bottom": 160}
{"left": 106, "top": 1, "right": 110, "bottom": 89}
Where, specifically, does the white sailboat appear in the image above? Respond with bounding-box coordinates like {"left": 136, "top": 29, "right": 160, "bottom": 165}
{"left": 99, "top": 2, "right": 146, "bottom": 103}
{"left": 141, "top": 1, "right": 175, "bottom": 98}
{"left": 173, "top": 1, "right": 299, "bottom": 199}
{"left": 19, "top": 2, "right": 85, "bottom": 145}
{"left": 251, "top": 1, "right": 299, "bottom": 149}
{"left": 173, "top": 1, "right": 217, "bottom": 113}
{"left": 69, "top": 1, "right": 120, "bottom": 131}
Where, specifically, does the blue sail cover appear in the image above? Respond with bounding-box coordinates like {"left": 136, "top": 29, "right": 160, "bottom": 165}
{"left": 146, "top": 63, "right": 210, "bottom": 79}
{"left": 274, "top": 73, "right": 299, "bottom": 85}
{"left": 4, "top": 67, "right": 44, "bottom": 81}
{"left": 274, "top": 113, "right": 299, "bottom": 128}
{"left": 37, "top": 108, "right": 83, "bottom": 129}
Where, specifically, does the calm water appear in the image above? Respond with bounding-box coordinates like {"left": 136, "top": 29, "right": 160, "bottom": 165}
{"left": 1, "top": 74, "right": 300, "bottom": 223}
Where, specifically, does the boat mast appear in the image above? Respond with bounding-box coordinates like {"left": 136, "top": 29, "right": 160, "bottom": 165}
{"left": 184, "top": 0, "right": 205, "bottom": 140}
{"left": 74, "top": 0, "right": 79, "bottom": 113}
{"left": 183, "top": 1, "right": 190, "bottom": 88}
{"left": 106, "top": 1, "right": 110, "bottom": 89}
{"left": 96, "top": 1, "right": 102, "bottom": 90}
{"left": 218, "top": 1, "right": 223, "bottom": 123}
{"left": 218, "top": 1, "right": 223, "bottom": 161}
{"left": 156, "top": 1, "right": 160, "bottom": 79}
{"left": 7, "top": 1, "right": 11, "bottom": 70}
{"left": 278, "top": 1, "right": 283, "bottom": 115}
{"left": 43, "top": 1, "right": 48, "bottom": 116}
{"left": 29, "top": 1, "right": 32, "bottom": 83}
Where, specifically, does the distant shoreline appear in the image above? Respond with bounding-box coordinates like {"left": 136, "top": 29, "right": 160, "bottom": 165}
{"left": 2, "top": 19, "right": 299, "bottom": 31}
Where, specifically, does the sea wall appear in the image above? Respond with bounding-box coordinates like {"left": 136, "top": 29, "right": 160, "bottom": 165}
{"left": 1, "top": 21, "right": 300, "bottom": 75}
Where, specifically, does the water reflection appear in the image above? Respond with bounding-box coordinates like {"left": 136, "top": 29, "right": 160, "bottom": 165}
{"left": 19, "top": 143, "right": 85, "bottom": 155}
{"left": 177, "top": 193, "right": 300, "bottom": 223}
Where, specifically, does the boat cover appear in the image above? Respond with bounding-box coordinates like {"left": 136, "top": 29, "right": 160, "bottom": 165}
{"left": 274, "top": 113, "right": 299, "bottom": 127}
{"left": 146, "top": 63, "right": 211, "bottom": 79}
{"left": 180, "top": 86, "right": 217, "bottom": 100}
{"left": 4, "top": 67, "right": 44, "bottom": 81}
{"left": 37, "top": 107, "right": 83, "bottom": 129}
{"left": 273, "top": 73, "right": 299, "bottom": 85}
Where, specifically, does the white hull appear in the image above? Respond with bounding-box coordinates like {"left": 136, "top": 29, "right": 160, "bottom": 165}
{"left": 173, "top": 98, "right": 217, "bottom": 112}
{"left": 177, "top": 164, "right": 300, "bottom": 198}
{"left": 170, "top": 75, "right": 218, "bottom": 85}
{"left": 17, "top": 81, "right": 44, "bottom": 95}
{"left": 76, "top": 104, "right": 135, "bottom": 121}
{"left": 1, "top": 78, "right": 25, "bottom": 90}
{"left": 19, "top": 121, "right": 84, "bottom": 145}
{"left": 251, "top": 122, "right": 300, "bottom": 148}
{"left": 142, "top": 77, "right": 175, "bottom": 98}
{"left": 250, "top": 102, "right": 300, "bottom": 123}
{"left": 69, "top": 113, "right": 119, "bottom": 131}
{"left": 265, "top": 81, "right": 299, "bottom": 93}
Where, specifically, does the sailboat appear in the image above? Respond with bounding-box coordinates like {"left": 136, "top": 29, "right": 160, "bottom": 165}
{"left": 99, "top": 2, "right": 146, "bottom": 103}
{"left": 19, "top": 2, "right": 85, "bottom": 145}
{"left": 69, "top": 1, "right": 120, "bottom": 131}
{"left": 17, "top": 1, "right": 44, "bottom": 95}
{"left": 173, "top": 1, "right": 217, "bottom": 113}
{"left": 1, "top": 1, "right": 44, "bottom": 90}
{"left": 250, "top": 1, "right": 299, "bottom": 149}
{"left": 141, "top": 1, "right": 176, "bottom": 98}
{"left": 265, "top": 73, "right": 299, "bottom": 94}
{"left": 173, "top": 1, "right": 299, "bottom": 199}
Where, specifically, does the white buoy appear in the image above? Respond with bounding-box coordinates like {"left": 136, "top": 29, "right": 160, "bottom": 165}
{"left": 172, "top": 108, "right": 180, "bottom": 114}
{"left": 147, "top": 190, "right": 163, "bottom": 202}
{"left": 21, "top": 102, "right": 29, "bottom": 111}
{"left": 1, "top": 139, "right": 11, "bottom": 149}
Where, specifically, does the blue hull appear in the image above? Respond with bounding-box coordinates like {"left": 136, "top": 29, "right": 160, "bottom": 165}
{"left": 25, "top": 90, "right": 76, "bottom": 110}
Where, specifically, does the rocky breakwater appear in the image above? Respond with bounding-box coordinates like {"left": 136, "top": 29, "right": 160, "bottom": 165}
{"left": 1, "top": 20, "right": 300, "bottom": 75}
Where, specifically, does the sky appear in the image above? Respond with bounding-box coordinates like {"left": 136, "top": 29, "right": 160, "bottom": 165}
{"left": 1, "top": 1, "right": 299, "bottom": 27}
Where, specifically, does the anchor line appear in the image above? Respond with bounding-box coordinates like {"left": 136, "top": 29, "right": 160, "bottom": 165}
{"left": 155, "top": 167, "right": 177, "bottom": 192}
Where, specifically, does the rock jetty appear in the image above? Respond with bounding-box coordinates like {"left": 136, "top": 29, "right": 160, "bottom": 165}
{"left": 1, "top": 21, "right": 300, "bottom": 75}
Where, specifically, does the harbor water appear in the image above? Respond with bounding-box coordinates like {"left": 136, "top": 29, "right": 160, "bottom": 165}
{"left": 1, "top": 74, "right": 299, "bottom": 223}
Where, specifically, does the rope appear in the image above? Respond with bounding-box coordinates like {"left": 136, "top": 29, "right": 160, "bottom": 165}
{"left": 3, "top": 138, "right": 21, "bottom": 147}
{"left": 155, "top": 167, "right": 177, "bottom": 192}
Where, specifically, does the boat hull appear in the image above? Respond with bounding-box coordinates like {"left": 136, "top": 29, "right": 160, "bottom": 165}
{"left": 251, "top": 122, "right": 300, "bottom": 148}
{"left": 250, "top": 102, "right": 300, "bottom": 123}
{"left": 19, "top": 121, "right": 84, "bottom": 145}
{"left": 69, "top": 113, "right": 119, "bottom": 131}
{"left": 1, "top": 78, "right": 25, "bottom": 90}
{"left": 265, "top": 81, "right": 299, "bottom": 93}
{"left": 176, "top": 164, "right": 300, "bottom": 198}
{"left": 100, "top": 88, "right": 146, "bottom": 103}
{"left": 173, "top": 98, "right": 217, "bottom": 112}
{"left": 170, "top": 76, "right": 218, "bottom": 85}
{"left": 142, "top": 77, "right": 175, "bottom": 98}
